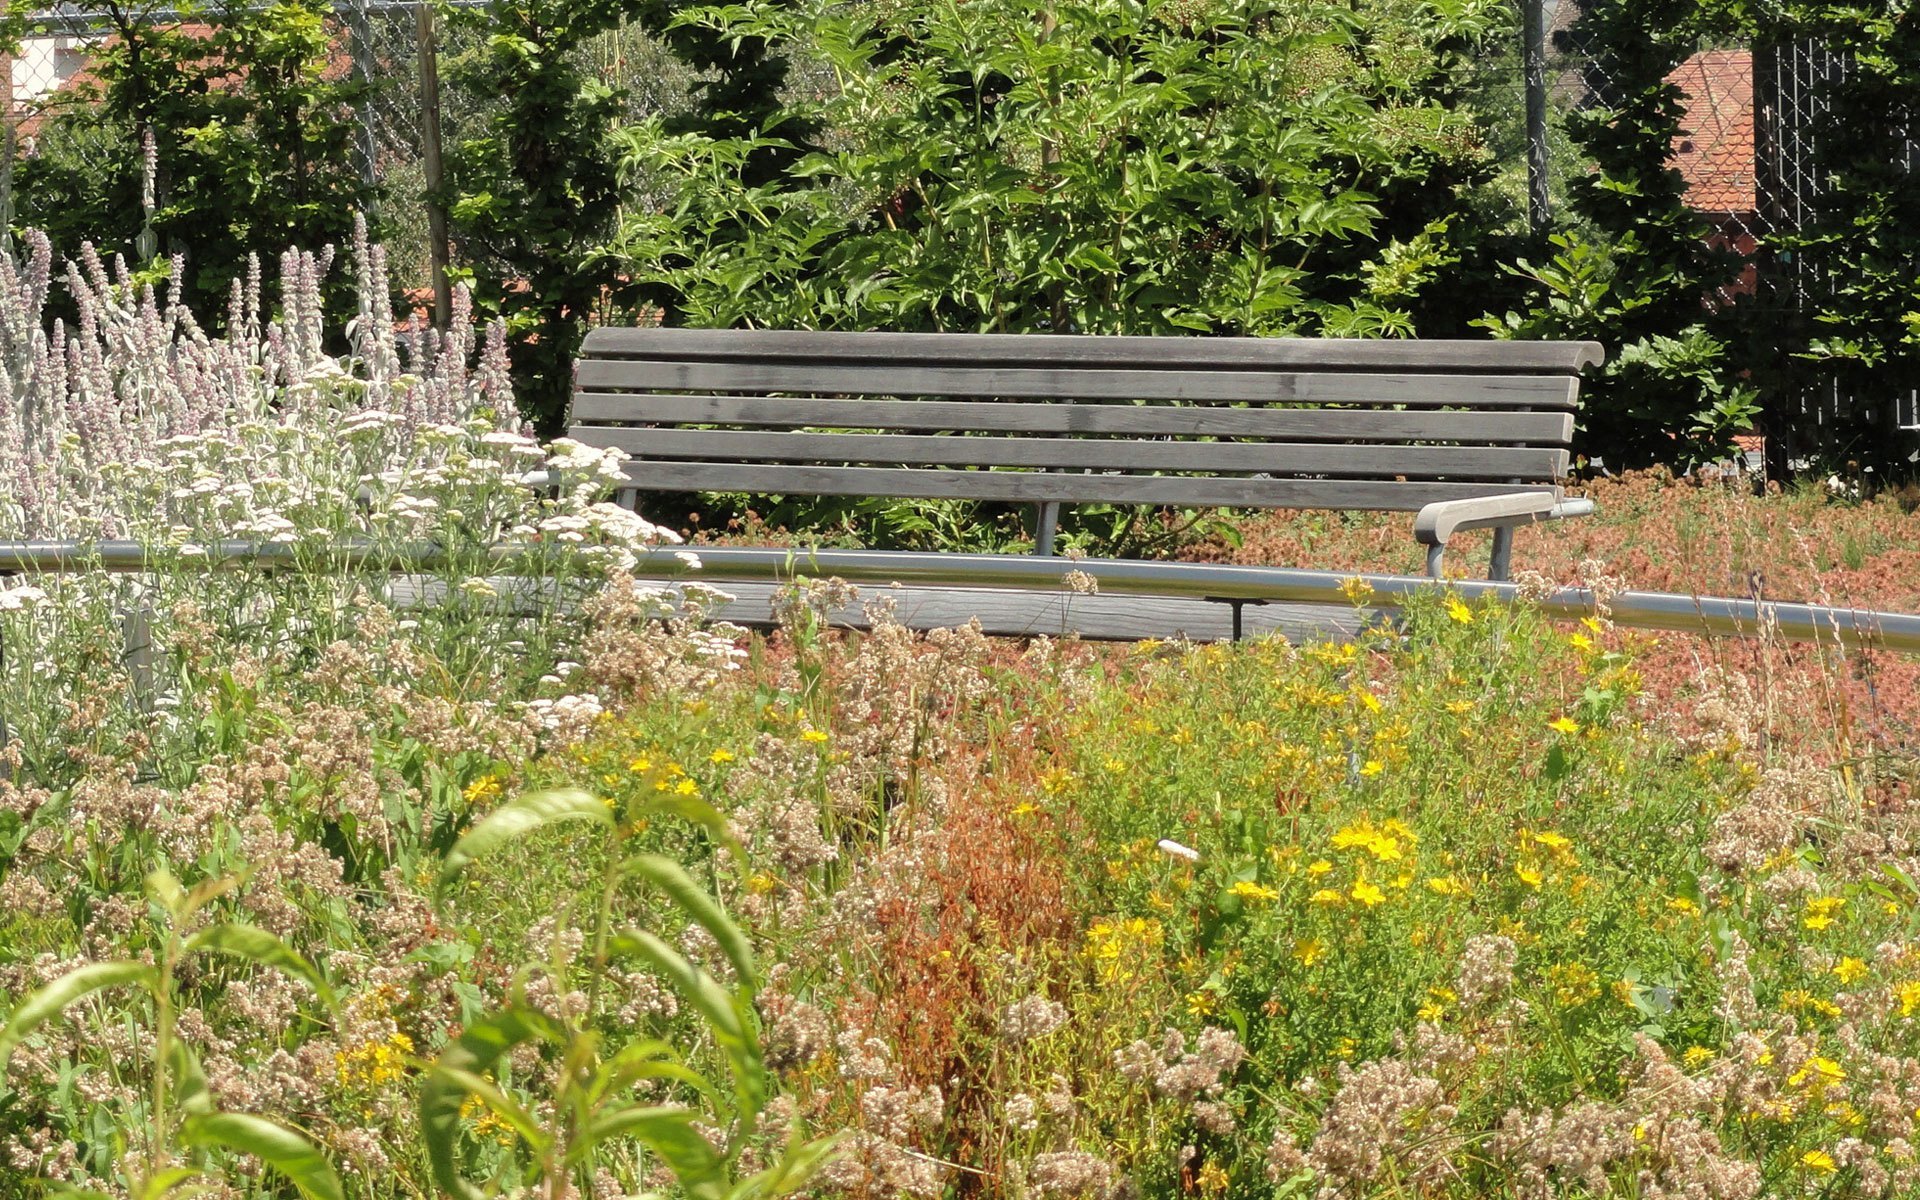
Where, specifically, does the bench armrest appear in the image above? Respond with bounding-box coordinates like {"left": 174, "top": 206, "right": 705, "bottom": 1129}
{"left": 1413, "top": 494, "right": 1594, "bottom": 580}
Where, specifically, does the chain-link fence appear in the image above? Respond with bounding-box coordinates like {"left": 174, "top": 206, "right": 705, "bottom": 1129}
{"left": 4, "top": 2, "right": 1914, "bottom": 446}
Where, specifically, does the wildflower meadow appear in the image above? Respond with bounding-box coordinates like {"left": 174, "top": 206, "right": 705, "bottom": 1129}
{"left": 0, "top": 228, "right": 1917, "bottom": 1200}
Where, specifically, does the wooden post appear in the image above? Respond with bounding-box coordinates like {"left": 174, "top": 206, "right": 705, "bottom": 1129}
{"left": 417, "top": 0, "right": 452, "bottom": 330}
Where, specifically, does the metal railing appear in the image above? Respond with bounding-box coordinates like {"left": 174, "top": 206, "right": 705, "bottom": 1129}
{"left": 4, "top": 540, "right": 1918, "bottom": 653}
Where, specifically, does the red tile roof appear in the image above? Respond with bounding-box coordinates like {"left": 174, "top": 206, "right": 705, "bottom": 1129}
{"left": 1668, "top": 49, "right": 1756, "bottom": 215}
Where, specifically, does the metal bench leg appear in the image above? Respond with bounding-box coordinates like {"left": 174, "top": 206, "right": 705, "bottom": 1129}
{"left": 1489, "top": 526, "right": 1514, "bottom": 582}
{"left": 1425, "top": 543, "right": 1445, "bottom": 579}
{"left": 1034, "top": 502, "right": 1060, "bottom": 557}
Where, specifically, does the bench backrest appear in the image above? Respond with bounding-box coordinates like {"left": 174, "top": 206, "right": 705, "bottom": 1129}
{"left": 570, "top": 329, "right": 1602, "bottom": 514}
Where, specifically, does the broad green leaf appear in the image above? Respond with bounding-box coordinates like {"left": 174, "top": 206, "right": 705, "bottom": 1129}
{"left": 146, "top": 869, "right": 187, "bottom": 918}
{"left": 420, "top": 1007, "right": 564, "bottom": 1200}
{"left": 180, "top": 1112, "right": 343, "bottom": 1200}
{"left": 438, "top": 788, "right": 612, "bottom": 891}
{"left": 623, "top": 853, "right": 758, "bottom": 989}
{"left": 611, "top": 930, "right": 765, "bottom": 1120}
{"left": 0, "top": 960, "right": 154, "bottom": 1072}
{"left": 727, "top": 1131, "right": 841, "bottom": 1200}
{"left": 598, "top": 1038, "right": 724, "bottom": 1111}
{"left": 168, "top": 1039, "right": 215, "bottom": 1116}
{"left": 428, "top": 1064, "right": 549, "bottom": 1148}
{"left": 571, "top": 1104, "right": 726, "bottom": 1188}
{"left": 184, "top": 924, "right": 334, "bottom": 1008}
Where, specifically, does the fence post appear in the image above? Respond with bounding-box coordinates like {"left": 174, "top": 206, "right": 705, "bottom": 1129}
{"left": 347, "top": 0, "right": 380, "bottom": 194}
{"left": 1523, "top": 0, "right": 1550, "bottom": 232}
{"left": 417, "top": 0, "right": 452, "bottom": 329}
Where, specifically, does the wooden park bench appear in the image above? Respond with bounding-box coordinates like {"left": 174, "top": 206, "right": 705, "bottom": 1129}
{"left": 569, "top": 329, "right": 1604, "bottom": 641}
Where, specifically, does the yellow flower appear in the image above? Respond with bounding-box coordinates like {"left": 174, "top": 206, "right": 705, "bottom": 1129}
{"left": 1307, "top": 859, "right": 1334, "bottom": 877}
{"left": 1788, "top": 1057, "right": 1845, "bottom": 1091}
{"left": 1340, "top": 576, "right": 1375, "bottom": 605}
{"left": 1547, "top": 716, "right": 1580, "bottom": 734}
{"left": 1548, "top": 962, "right": 1601, "bottom": 1008}
{"left": 1667, "top": 896, "right": 1699, "bottom": 913}
{"left": 1801, "top": 1150, "right": 1837, "bottom": 1173}
{"left": 1359, "top": 759, "right": 1385, "bottom": 777}
{"left": 1310, "top": 888, "right": 1345, "bottom": 907}
{"left": 1294, "top": 938, "right": 1326, "bottom": 967}
{"left": 1444, "top": 699, "right": 1475, "bottom": 714}
{"left": 709, "top": 748, "right": 735, "bottom": 764}
{"left": 1515, "top": 866, "right": 1543, "bottom": 888}
{"left": 627, "top": 756, "right": 652, "bottom": 773}
{"left": 1834, "top": 957, "right": 1869, "bottom": 984}
{"left": 1331, "top": 820, "right": 1404, "bottom": 862}
{"left": 1683, "top": 1046, "right": 1716, "bottom": 1069}
{"left": 461, "top": 774, "right": 503, "bottom": 805}
{"left": 1445, "top": 595, "right": 1473, "bottom": 624}
{"left": 1195, "top": 1162, "right": 1230, "bottom": 1194}
{"left": 1897, "top": 980, "right": 1920, "bottom": 1018}
{"left": 800, "top": 729, "right": 830, "bottom": 745}
{"left": 1350, "top": 880, "right": 1386, "bottom": 907}
{"left": 1803, "top": 895, "right": 1846, "bottom": 931}
{"left": 674, "top": 778, "right": 698, "bottom": 796}
{"left": 1426, "top": 875, "right": 1466, "bottom": 896}
{"left": 1568, "top": 632, "right": 1595, "bottom": 652}
{"left": 1185, "top": 989, "right": 1219, "bottom": 1018}
{"left": 747, "top": 872, "right": 778, "bottom": 895}
{"left": 1229, "top": 880, "right": 1280, "bottom": 903}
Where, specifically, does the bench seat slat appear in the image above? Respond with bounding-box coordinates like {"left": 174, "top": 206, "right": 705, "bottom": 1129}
{"left": 571, "top": 395, "right": 1576, "bottom": 443}
{"left": 613, "top": 462, "right": 1558, "bottom": 511}
{"left": 582, "top": 328, "right": 1606, "bottom": 375}
{"left": 573, "top": 360, "right": 1580, "bottom": 408}
{"left": 583, "top": 427, "right": 1570, "bottom": 480}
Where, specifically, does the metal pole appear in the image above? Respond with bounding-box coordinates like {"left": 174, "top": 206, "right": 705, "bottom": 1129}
{"left": 1524, "top": 0, "right": 1550, "bottom": 232}
{"left": 348, "top": 0, "right": 380, "bottom": 194}
{"left": 417, "top": 0, "right": 452, "bottom": 329}
{"left": 3, "top": 541, "right": 1918, "bottom": 654}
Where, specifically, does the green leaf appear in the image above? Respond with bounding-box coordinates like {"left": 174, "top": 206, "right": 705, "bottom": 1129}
{"left": 622, "top": 854, "right": 758, "bottom": 989}
{"left": 572, "top": 1103, "right": 726, "bottom": 1190}
{"left": 420, "top": 1007, "right": 564, "bottom": 1200}
{"left": 611, "top": 930, "right": 765, "bottom": 1121}
{"left": 184, "top": 924, "right": 334, "bottom": 1008}
{"left": 727, "top": 1131, "right": 841, "bottom": 1200}
{"left": 0, "top": 960, "right": 155, "bottom": 1072}
{"left": 438, "top": 788, "right": 612, "bottom": 891}
{"left": 169, "top": 1039, "right": 215, "bottom": 1117}
{"left": 179, "top": 1113, "right": 343, "bottom": 1200}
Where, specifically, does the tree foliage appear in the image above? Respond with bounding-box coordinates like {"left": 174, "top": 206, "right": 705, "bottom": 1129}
{"left": 442, "top": 0, "right": 639, "bottom": 436}
{"left": 619, "top": 0, "right": 1511, "bottom": 338}
{"left": 10, "top": 0, "right": 371, "bottom": 316}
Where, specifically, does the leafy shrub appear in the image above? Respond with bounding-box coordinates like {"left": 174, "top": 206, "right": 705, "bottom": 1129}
{"left": 10, "top": 0, "right": 373, "bottom": 317}
{"left": 622, "top": 0, "right": 1506, "bottom": 336}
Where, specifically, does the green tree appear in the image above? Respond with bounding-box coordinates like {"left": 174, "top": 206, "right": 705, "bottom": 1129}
{"left": 620, "top": 0, "right": 1507, "bottom": 337}
{"left": 13, "top": 0, "right": 371, "bottom": 316}
{"left": 443, "top": 0, "right": 637, "bottom": 435}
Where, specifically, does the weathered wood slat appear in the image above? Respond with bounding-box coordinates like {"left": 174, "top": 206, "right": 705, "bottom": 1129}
{"left": 573, "top": 359, "right": 1581, "bottom": 408}
{"left": 582, "top": 328, "right": 1607, "bottom": 374}
{"left": 571, "top": 394, "right": 1577, "bottom": 444}
{"left": 613, "top": 462, "right": 1557, "bottom": 510}
{"left": 586, "top": 427, "right": 1570, "bottom": 479}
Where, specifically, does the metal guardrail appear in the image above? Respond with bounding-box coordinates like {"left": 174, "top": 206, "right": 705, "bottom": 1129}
{"left": 2, "top": 540, "right": 1917, "bottom": 653}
